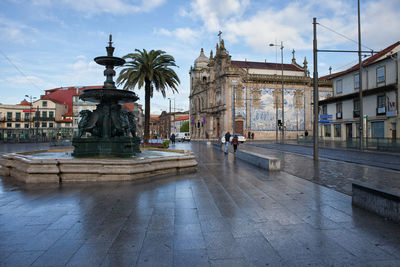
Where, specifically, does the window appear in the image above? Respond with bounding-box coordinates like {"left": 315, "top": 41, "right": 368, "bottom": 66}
{"left": 336, "top": 103, "right": 342, "bottom": 119}
{"left": 354, "top": 73, "right": 359, "bottom": 89}
{"left": 49, "top": 111, "right": 54, "bottom": 118}
{"left": 24, "top": 124, "right": 29, "bottom": 128}
{"left": 252, "top": 89, "right": 261, "bottom": 108}
{"left": 15, "top": 112, "right": 21, "bottom": 121}
{"left": 334, "top": 124, "right": 341, "bottom": 137}
{"left": 35, "top": 122, "right": 39, "bottom": 127}
{"left": 377, "top": 95, "right": 386, "bottom": 115}
{"left": 377, "top": 66, "right": 385, "bottom": 83}
{"left": 7, "top": 112, "right": 12, "bottom": 121}
{"left": 324, "top": 124, "right": 331, "bottom": 137}
{"left": 6, "top": 123, "right": 12, "bottom": 128}
{"left": 41, "top": 122, "right": 47, "bottom": 127}
{"left": 216, "top": 91, "right": 221, "bottom": 103}
{"left": 322, "top": 105, "right": 327, "bottom": 115}
{"left": 49, "top": 123, "right": 54, "bottom": 128}
{"left": 353, "top": 99, "right": 360, "bottom": 117}
{"left": 42, "top": 111, "right": 47, "bottom": 118}
{"left": 336, "top": 80, "right": 342, "bottom": 94}
{"left": 57, "top": 123, "right": 61, "bottom": 128}
{"left": 15, "top": 123, "right": 20, "bottom": 128}
{"left": 42, "top": 101, "right": 47, "bottom": 107}
{"left": 65, "top": 122, "right": 70, "bottom": 127}
{"left": 25, "top": 113, "right": 30, "bottom": 120}
{"left": 235, "top": 87, "right": 244, "bottom": 107}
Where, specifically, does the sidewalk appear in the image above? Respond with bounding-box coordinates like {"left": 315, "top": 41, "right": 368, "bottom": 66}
{"left": 240, "top": 143, "right": 400, "bottom": 195}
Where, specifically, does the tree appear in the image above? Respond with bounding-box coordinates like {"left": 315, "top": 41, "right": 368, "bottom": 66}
{"left": 180, "top": 121, "right": 189, "bottom": 132}
{"left": 117, "top": 49, "right": 180, "bottom": 143}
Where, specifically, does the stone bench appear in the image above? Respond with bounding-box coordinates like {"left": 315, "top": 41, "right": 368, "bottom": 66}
{"left": 235, "top": 150, "right": 280, "bottom": 171}
{"left": 352, "top": 182, "right": 400, "bottom": 222}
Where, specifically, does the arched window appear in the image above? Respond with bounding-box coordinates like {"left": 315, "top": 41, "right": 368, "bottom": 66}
{"left": 202, "top": 76, "right": 207, "bottom": 83}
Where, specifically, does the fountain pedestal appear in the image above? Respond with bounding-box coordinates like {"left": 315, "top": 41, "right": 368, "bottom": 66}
{"left": 72, "top": 35, "right": 141, "bottom": 158}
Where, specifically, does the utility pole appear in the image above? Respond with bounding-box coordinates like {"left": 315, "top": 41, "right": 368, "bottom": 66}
{"left": 232, "top": 85, "right": 235, "bottom": 135}
{"left": 313, "top": 17, "right": 319, "bottom": 161}
{"left": 168, "top": 98, "right": 171, "bottom": 138}
{"left": 25, "top": 95, "right": 36, "bottom": 140}
{"left": 280, "top": 41, "right": 285, "bottom": 143}
{"left": 358, "top": 0, "right": 364, "bottom": 150}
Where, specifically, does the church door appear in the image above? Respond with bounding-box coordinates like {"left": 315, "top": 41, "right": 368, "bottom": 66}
{"left": 235, "top": 121, "right": 244, "bottom": 135}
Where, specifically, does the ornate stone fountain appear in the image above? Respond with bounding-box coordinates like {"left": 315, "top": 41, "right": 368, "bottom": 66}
{"left": 72, "top": 35, "right": 141, "bottom": 157}
{"left": 0, "top": 36, "right": 198, "bottom": 183}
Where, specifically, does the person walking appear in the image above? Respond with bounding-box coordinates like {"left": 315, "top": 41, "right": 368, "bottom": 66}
{"left": 224, "top": 131, "right": 230, "bottom": 154}
{"left": 231, "top": 134, "right": 239, "bottom": 152}
{"left": 170, "top": 133, "right": 176, "bottom": 144}
{"left": 251, "top": 132, "right": 254, "bottom": 140}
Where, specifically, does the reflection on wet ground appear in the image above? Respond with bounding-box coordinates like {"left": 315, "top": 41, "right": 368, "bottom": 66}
{"left": 0, "top": 141, "right": 399, "bottom": 266}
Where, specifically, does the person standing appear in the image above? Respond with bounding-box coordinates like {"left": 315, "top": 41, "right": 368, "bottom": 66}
{"left": 251, "top": 132, "right": 254, "bottom": 140}
{"left": 224, "top": 131, "right": 230, "bottom": 154}
{"left": 231, "top": 134, "right": 239, "bottom": 152}
{"left": 305, "top": 130, "right": 309, "bottom": 137}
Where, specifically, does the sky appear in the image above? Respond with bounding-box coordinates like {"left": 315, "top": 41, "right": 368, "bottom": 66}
{"left": 0, "top": 0, "right": 399, "bottom": 114}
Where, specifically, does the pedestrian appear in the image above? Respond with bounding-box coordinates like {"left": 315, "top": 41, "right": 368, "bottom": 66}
{"left": 170, "top": 133, "right": 176, "bottom": 144}
{"left": 251, "top": 132, "right": 254, "bottom": 140}
{"left": 305, "top": 130, "right": 309, "bottom": 137}
{"left": 248, "top": 131, "right": 251, "bottom": 139}
{"left": 224, "top": 131, "right": 230, "bottom": 154}
{"left": 231, "top": 134, "right": 239, "bottom": 152}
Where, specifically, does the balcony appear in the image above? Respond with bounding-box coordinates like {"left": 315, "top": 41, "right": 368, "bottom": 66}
{"left": 353, "top": 110, "right": 360, "bottom": 118}
{"left": 376, "top": 106, "right": 386, "bottom": 116}
{"left": 33, "top": 117, "right": 55, "bottom": 121}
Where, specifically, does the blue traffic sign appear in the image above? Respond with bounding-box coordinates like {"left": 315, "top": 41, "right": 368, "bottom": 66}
{"left": 318, "top": 120, "right": 332, "bottom": 123}
{"left": 319, "top": 114, "right": 333, "bottom": 119}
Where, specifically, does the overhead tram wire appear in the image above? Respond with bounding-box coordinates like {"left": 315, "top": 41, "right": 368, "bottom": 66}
{"left": 317, "top": 23, "right": 374, "bottom": 52}
{"left": 0, "top": 49, "right": 43, "bottom": 93}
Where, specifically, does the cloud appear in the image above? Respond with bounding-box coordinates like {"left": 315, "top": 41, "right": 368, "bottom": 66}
{"left": 0, "top": 15, "right": 38, "bottom": 44}
{"left": 179, "top": 0, "right": 400, "bottom": 53}
{"left": 32, "top": 0, "right": 166, "bottom": 15}
{"left": 154, "top": 27, "right": 200, "bottom": 44}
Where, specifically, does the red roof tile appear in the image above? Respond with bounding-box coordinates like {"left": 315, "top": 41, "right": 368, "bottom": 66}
{"left": 173, "top": 115, "right": 189, "bottom": 121}
{"left": 19, "top": 100, "right": 31, "bottom": 106}
{"left": 231, "top": 60, "right": 304, "bottom": 72}
{"left": 56, "top": 119, "right": 72, "bottom": 123}
{"left": 321, "top": 41, "right": 400, "bottom": 80}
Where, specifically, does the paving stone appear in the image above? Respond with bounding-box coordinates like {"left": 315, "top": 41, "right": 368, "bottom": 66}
{"left": 0, "top": 142, "right": 399, "bottom": 266}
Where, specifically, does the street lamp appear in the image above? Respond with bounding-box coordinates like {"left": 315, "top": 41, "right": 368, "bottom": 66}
{"left": 25, "top": 94, "right": 36, "bottom": 140}
{"left": 168, "top": 98, "right": 171, "bottom": 138}
{"left": 269, "top": 42, "right": 284, "bottom": 143}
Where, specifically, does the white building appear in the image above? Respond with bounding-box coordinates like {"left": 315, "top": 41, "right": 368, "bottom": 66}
{"left": 319, "top": 41, "right": 400, "bottom": 140}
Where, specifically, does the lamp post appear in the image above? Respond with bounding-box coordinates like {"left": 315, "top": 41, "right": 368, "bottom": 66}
{"left": 269, "top": 42, "right": 284, "bottom": 143}
{"left": 25, "top": 95, "right": 36, "bottom": 140}
{"left": 168, "top": 98, "right": 171, "bottom": 138}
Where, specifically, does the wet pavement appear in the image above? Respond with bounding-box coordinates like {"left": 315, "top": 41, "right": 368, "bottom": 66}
{"left": 0, "top": 142, "right": 399, "bottom": 266}
{"left": 241, "top": 142, "right": 400, "bottom": 195}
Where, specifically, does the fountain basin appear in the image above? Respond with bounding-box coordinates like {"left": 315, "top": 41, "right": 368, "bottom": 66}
{"left": 0, "top": 149, "right": 197, "bottom": 183}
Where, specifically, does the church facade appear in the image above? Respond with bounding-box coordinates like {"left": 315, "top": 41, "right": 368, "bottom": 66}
{"left": 189, "top": 38, "right": 332, "bottom": 140}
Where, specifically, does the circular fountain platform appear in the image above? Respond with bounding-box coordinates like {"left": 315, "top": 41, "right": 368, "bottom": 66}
{"left": 0, "top": 149, "right": 197, "bottom": 183}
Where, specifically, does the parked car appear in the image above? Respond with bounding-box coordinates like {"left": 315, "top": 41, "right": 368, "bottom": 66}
{"left": 175, "top": 132, "right": 191, "bottom": 142}
{"left": 221, "top": 134, "right": 246, "bottom": 143}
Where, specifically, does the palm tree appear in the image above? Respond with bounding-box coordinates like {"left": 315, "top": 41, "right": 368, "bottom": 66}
{"left": 117, "top": 49, "right": 180, "bottom": 143}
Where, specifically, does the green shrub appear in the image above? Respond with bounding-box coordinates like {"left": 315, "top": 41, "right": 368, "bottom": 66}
{"left": 162, "top": 140, "right": 170, "bottom": 148}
